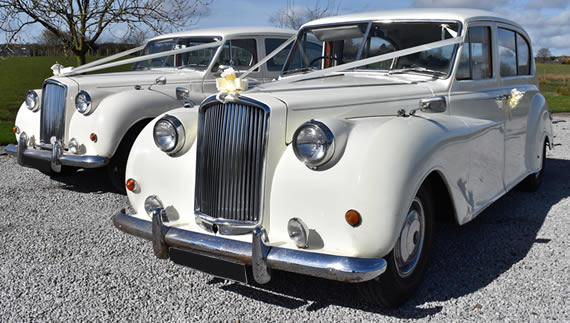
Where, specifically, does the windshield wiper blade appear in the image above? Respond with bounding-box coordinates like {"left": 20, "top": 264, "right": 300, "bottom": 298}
{"left": 388, "top": 67, "right": 447, "bottom": 76}
{"left": 177, "top": 63, "right": 207, "bottom": 70}
{"left": 282, "top": 67, "right": 315, "bottom": 75}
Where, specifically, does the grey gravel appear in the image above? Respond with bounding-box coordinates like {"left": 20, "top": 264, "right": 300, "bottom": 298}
{"left": 1, "top": 117, "right": 569, "bottom": 322}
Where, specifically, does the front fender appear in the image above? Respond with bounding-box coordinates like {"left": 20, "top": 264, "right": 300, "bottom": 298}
{"left": 269, "top": 114, "right": 488, "bottom": 258}
{"left": 125, "top": 107, "right": 199, "bottom": 224}
{"left": 14, "top": 89, "right": 43, "bottom": 142}
{"left": 68, "top": 88, "right": 181, "bottom": 157}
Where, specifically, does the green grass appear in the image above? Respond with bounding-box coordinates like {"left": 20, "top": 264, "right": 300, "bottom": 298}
{"left": 0, "top": 59, "right": 568, "bottom": 129}
{"left": 0, "top": 121, "right": 16, "bottom": 145}
{"left": 536, "top": 63, "right": 570, "bottom": 113}
{"left": 0, "top": 56, "right": 131, "bottom": 121}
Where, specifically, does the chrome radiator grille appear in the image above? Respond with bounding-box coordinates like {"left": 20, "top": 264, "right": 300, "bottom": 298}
{"left": 195, "top": 100, "right": 270, "bottom": 223}
{"left": 40, "top": 82, "right": 67, "bottom": 144}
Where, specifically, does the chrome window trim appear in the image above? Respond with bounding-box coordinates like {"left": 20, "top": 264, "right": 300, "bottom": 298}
{"left": 194, "top": 95, "right": 271, "bottom": 235}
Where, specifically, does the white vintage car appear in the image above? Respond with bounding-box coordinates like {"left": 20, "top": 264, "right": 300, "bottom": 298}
{"left": 6, "top": 27, "right": 295, "bottom": 191}
{"left": 113, "top": 9, "right": 553, "bottom": 307}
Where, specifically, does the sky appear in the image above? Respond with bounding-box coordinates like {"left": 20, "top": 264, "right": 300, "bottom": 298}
{"left": 193, "top": 0, "right": 570, "bottom": 56}
{"left": 6, "top": 0, "right": 570, "bottom": 55}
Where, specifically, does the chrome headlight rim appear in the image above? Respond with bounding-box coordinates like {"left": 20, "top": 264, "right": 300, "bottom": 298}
{"left": 292, "top": 120, "right": 335, "bottom": 169}
{"left": 25, "top": 90, "right": 39, "bottom": 112}
{"left": 75, "top": 90, "right": 92, "bottom": 115}
{"left": 153, "top": 115, "right": 185, "bottom": 155}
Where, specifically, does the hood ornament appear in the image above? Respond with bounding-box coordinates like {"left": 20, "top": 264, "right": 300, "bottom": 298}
{"left": 215, "top": 67, "right": 248, "bottom": 103}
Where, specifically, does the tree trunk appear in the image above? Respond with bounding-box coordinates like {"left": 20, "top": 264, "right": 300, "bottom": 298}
{"left": 76, "top": 54, "right": 87, "bottom": 66}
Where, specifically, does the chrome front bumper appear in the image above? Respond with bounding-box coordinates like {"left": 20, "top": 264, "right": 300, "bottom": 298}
{"left": 113, "top": 209, "right": 387, "bottom": 284}
{"left": 5, "top": 132, "right": 108, "bottom": 172}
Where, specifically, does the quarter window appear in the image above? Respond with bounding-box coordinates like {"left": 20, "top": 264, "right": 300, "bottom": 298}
{"left": 456, "top": 26, "right": 492, "bottom": 80}
{"left": 516, "top": 33, "right": 531, "bottom": 75}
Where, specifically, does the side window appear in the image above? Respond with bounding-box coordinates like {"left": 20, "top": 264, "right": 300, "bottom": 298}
{"left": 456, "top": 26, "right": 492, "bottom": 80}
{"left": 265, "top": 38, "right": 292, "bottom": 71}
{"left": 517, "top": 33, "right": 531, "bottom": 75}
{"left": 217, "top": 39, "right": 258, "bottom": 70}
{"left": 498, "top": 28, "right": 517, "bottom": 77}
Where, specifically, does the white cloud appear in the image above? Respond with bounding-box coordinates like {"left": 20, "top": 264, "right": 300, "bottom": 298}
{"left": 526, "top": 0, "right": 569, "bottom": 9}
{"left": 412, "top": 0, "right": 510, "bottom": 10}
{"left": 506, "top": 9, "right": 570, "bottom": 55}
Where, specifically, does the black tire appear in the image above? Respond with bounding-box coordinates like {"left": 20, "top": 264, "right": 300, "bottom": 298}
{"left": 518, "top": 141, "right": 547, "bottom": 192}
{"left": 106, "top": 120, "right": 150, "bottom": 194}
{"left": 359, "top": 184, "right": 435, "bottom": 308}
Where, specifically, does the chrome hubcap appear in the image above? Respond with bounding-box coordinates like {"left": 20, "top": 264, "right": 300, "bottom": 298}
{"left": 394, "top": 197, "right": 425, "bottom": 278}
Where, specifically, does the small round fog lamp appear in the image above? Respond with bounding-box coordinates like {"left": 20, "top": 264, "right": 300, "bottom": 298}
{"left": 144, "top": 195, "right": 164, "bottom": 217}
{"left": 68, "top": 138, "right": 79, "bottom": 154}
{"left": 287, "top": 218, "right": 310, "bottom": 249}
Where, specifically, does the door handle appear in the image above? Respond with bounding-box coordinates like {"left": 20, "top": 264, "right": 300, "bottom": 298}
{"left": 495, "top": 94, "right": 510, "bottom": 101}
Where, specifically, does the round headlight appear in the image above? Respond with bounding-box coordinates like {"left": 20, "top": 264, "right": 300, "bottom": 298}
{"left": 292, "top": 120, "right": 335, "bottom": 169}
{"left": 25, "top": 90, "right": 39, "bottom": 112}
{"left": 153, "top": 115, "right": 185, "bottom": 154}
{"left": 75, "top": 90, "right": 92, "bottom": 114}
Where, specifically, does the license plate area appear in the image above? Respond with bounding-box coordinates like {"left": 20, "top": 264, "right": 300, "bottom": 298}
{"left": 169, "top": 248, "right": 249, "bottom": 283}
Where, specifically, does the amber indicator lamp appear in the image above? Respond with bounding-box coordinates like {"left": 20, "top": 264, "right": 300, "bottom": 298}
{"left": 345, "top": 209, "right": 361, "bottom": 227}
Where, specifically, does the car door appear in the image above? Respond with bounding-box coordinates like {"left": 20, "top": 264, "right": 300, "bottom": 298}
{"left": 449, "top": 23, "right": 506, "bottom": 212}
{"left": 496, "top": 25, "right": 535, "bottom": 189}
{"left": 202, "top": 37, "right": 263, "bottom": 93}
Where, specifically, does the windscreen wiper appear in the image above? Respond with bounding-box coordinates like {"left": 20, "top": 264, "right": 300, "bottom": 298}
{"left": 282, "top": 67, "right": 315, "bottom": 75}
{"left": 388, "top": 67, "right": 447, "bottom": 76}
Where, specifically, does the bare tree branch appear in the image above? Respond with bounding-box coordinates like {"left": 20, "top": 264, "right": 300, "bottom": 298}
{"left": 269, "top": 0, "right": 340, "bottom": 30}
{"left": 0, "top": 0, "right": 213, "bottom": 64}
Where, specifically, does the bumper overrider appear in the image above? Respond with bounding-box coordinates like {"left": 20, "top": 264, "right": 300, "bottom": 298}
{"left": 113, "top": 209, "right": 387, "bottom": 284}
{"left": 5, "top": 132, "right": 108, "bottom": 172}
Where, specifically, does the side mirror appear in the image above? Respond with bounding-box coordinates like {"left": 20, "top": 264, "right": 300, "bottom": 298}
{"left": 176, "top": 87, "right": 189, "bottom": 100}
{"left": 155, "top": 76, "right": 167, "bottom": 85}
{"left": 148, "top": 76, "right": 167, "bottom": 90}
{"left": 419, "top": 96, "right": 447, "bottom": 113}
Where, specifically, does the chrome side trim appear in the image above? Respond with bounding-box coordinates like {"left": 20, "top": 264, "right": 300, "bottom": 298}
{"left": 113, "top": 210, "right": 387, "bottom": 283}
{"left": 4, "top": 144, "right": 108, "bottom": 169}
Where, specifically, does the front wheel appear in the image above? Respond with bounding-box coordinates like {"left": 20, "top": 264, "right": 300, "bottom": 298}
{"left": 360, "top": 185, "right": 435, "bottom": 308}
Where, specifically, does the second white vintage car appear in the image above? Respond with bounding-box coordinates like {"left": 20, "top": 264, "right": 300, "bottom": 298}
{"left": 6, "top": 27, "right": 295, "bottom": 191}
{"left": 113, "top": 9, "right": 553, "bottom": 307}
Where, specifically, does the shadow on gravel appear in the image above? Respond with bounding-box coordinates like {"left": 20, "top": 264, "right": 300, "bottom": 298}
{"left": 48, "top": 168, "right": 117, "bottom": 194}
{"left": 219, "top": 157, "right": 570, "bottom": 318}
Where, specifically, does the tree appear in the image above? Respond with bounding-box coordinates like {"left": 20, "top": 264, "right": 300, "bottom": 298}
{"left": 269, "top": 0, "right": 340, "bottom": 30}
{"left": 0, "top": 0, "right": 212, "bottom": 65}
{"left": 536, "top": 48, "right": 552, "bottom": 61}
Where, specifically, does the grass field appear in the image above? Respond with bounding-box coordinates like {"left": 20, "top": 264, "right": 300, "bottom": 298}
{"left": 0, "top": 58, "right": 568, "bottom": 145}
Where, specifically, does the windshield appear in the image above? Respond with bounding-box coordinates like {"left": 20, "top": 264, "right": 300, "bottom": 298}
{"left": 132, "top": 37, "right": 220, "bottom": 71}
{"left": 282, "top": 21, "right": 460, "bottom": 76}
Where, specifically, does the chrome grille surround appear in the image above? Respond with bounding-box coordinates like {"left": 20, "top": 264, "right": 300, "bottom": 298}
{"left": 195, "top": 96, "right": 270, "bottom": 235}
{"left": 40, "top": 80, "right": 67, "bottom": 145}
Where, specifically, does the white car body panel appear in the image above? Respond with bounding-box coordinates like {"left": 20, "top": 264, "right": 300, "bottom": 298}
{"left": 119, "top": 10, "right": 553, "bottom": 276}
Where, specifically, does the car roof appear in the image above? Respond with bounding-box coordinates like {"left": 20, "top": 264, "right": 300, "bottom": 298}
{"left": 149, "top": 27, "right": 296, "bottom": 42}
{"left": 302, "top": 8, "right": 523, "bottom": 30}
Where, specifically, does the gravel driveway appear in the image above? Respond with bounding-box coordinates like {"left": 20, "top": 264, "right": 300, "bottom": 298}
{"left": 1, "top": 117, "right": 568, "bottom": 322}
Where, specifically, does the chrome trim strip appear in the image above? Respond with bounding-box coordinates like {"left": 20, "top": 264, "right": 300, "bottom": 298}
{"left": 5, "top": 144, "right": 108, "bottom": 168}
{"left": 113, "top": 210, "right": 387, "bottom": 283}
